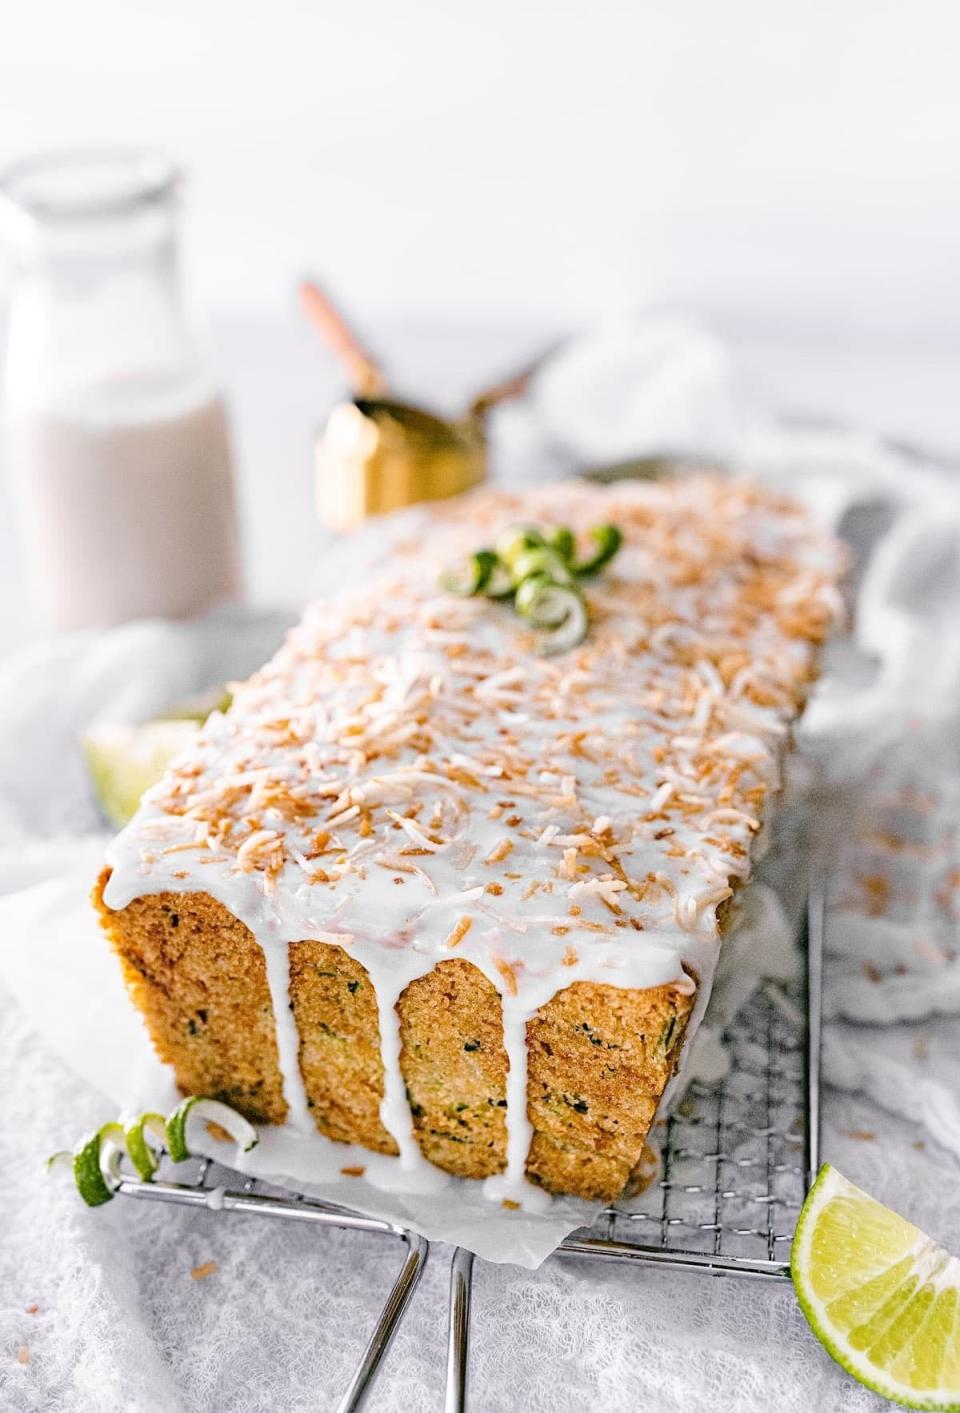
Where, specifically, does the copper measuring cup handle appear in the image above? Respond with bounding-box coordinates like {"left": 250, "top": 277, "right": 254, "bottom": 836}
{"left": 299, "top": 278, "right": 388, "bottom": 399}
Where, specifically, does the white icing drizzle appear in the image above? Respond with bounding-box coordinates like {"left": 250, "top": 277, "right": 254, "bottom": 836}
{"left": 102, "top": 477, "right": 844, "bottom": 1209}
{"left": 261, "top": 942, "right": 313, "bottom": 1134}
{"left": 363, "top": 958, "right": 449, "bottom": 1187}
{"left": 482, "top": 988, "right": 552, "bottom": 1213}
{"left": 371, "top": 975, "right": 418, "bottom": 1167}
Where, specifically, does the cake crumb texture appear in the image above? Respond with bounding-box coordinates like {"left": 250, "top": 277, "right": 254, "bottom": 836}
{"left": 94, "top": 870, "right": 692, "bottom": 1198}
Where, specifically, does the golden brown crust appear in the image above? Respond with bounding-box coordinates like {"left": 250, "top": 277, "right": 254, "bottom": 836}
{"left": 94, "top": 868, "right": 693, "bottom": 1200}
{"left": 398, "top": 960, "right": 508, "bottom": 1178}
{"left": 93, "top": 868, "right": 288, "bottom": 1123}
{"left": 526, "top": 981, "right": 692, "bottom": 1197}
{"left": 289, "top": 942, "right": 397, "bottom": 1153}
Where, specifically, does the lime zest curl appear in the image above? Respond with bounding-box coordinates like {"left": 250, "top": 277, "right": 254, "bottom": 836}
{"left": 123, "top": 1111, "right": 167, "bottom": 1180}
{"left": 165, "top": 1096, "right": 258, "bottom": 1164}
{"left": 515, "top": 577, "right": 589, "bottom": 657}
{"left": 546, "top": 526, "right": 575, "bottom": 561}
{"left": 573, "top": 524, "right": 623, "bottom": 576}
{"left": 71, "top": 1124, "right": 125, "bottom": 1207}
{"left": 510, "top": 547, "right": 575, "bottom": 588}
{"left": 48, "top": 1098, "right": 259, "bottom": 1208}
{"left": 440, "top": 549, "right": 500, "bottom": 597}
{"left": 441, "top": 519, "right": 623, "bottom": 654}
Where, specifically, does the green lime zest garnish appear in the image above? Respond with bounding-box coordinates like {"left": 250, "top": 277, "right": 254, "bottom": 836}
{"left": 166, "top": 1097, "right": 258, "bottom": 1164}
{"left": 515, "top": 573, "right": 577, "bottom": 626}
{"left": 166, "top": 1090, "right": 257, "bottom": 1158}
{"left": 71, "top": 1124, "right": 125, "bottom": 1207}
{"left": 123, "top": 1112, "right": 167, "bottom": 1180}
{"left": 509, "top": 546, "right": 575, "bottom": 588}
{"left": 49, "top": 1098, "right": 259, "bottom": 1208}
{"left": 166, "top": 1097, "right": 198, "bottom": 1162}
{"left": 515, "top": 576, "right": 589, "bottom": 655}
{"left": 572, "top": 524, "right": 623, "bottom": 576}
{"left": 546, "top": 526, "right": 575, "bottom": 562}
{"left": 440, "top": 518, "right": 623, "bottom": 654}
{"left": 440, "top": 549, "right": 500, "bottom": 597}
{"left": 494, "top": 523, "right": 547, "bottom": 568}
{"left": 484, "top": 558, "right": 515, "bottom": 599}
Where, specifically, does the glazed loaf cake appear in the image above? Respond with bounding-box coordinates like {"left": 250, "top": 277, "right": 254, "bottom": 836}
{"left": 95, "top": 476, "right": 842, "bottom": 1204}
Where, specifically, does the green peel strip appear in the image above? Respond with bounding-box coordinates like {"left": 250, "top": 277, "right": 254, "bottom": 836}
{"left": 166, "top": 1096, "right": 258, "bottom": 1164}
{"left": 49, "top": 1098, "right": 259, "bottom": 1208}
{"left": 573, "top": 524, "right": 623, "bottom": 576}
{"left": 123, "top": 1112, "right": 167, "bottom": 1180}
{"left": 71, "top": 1124, "right": 125, "bottom": 1207}
{"left": 441, "top": 519, "right": 622, "bottom": 654}
{"left": 440, "top": 549, "right": 500, "bottom": 597}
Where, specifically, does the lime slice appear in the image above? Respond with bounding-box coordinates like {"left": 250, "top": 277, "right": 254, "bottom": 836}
{"left": 83, "top": 719, "right": 200, "bottom": 828}
{"left": 163, "top": 686, "right": 233, "bottom": 723}
{"left": 792, "top": 1165, "right": 960, "bottom": 1410}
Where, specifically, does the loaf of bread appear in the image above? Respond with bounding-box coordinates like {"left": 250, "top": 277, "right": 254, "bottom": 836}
{"left": 95, "top": 476, "right": 841, "bottom": 1204}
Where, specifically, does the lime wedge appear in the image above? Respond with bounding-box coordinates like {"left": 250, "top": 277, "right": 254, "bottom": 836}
{"left": 792, "top": 1165, "right": 960, "bottom": 1410}
{"left": 163, "top": 686, "right": 233, "bottom": 723}
{"left": 83, "top": 719, "right": 200, "bottom": 828}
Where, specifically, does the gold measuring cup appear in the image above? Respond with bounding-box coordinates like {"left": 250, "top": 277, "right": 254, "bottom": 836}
{"left": 303, "top": 280, "right": 533, "bottom": 530}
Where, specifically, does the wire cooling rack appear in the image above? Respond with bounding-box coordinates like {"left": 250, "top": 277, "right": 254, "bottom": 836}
{"left": 445, "top": 880, "right": 823, "bottom": 1411}
{"left": 111, "top": 1161, "right": 428, "bottom": 1412}
{"left": 111, "top": 882, "right": 823, "bottom": 1413}
{"left": 562, "top": 880, "right": 822, "bottom": 1274}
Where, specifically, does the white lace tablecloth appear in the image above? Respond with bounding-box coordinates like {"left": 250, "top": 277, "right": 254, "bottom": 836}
{"left": 3, "top": 319, "right": 960, "bottom": 1412}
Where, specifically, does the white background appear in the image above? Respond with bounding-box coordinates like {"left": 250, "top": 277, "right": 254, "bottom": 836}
{"left": 0, "top": 0, "right": 958, "bottom": 650}
{"left": 1, "top": 0, "right": 959, "bottom": 335}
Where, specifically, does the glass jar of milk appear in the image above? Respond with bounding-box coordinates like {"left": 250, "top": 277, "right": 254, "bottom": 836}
{"left": 0, "top": 150, "right": 241, "bottom": 631}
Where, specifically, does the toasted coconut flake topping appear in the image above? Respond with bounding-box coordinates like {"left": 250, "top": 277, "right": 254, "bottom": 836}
{"left": 492, "top": 955, "right": 519, "bottom": 995}
{"left": 445, "top": 916, "right": 473, "bottom": 948}
{"left": 485, "top": 838, "right": 514, "bottom": 865}
{"left": 119, "top": 475, "right": 842, "bottom": 972}
{"left": 568, "top": 876, "right": 629, "bottom": 909}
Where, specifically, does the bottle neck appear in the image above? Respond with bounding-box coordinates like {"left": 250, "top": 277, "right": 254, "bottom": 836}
{"left": 1, "top": 152, "right": 214, "bottom": 422}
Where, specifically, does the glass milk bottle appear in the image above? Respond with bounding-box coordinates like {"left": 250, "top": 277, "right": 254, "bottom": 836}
{"left": 0, "top": 150, "right": 241, "bottom": 631}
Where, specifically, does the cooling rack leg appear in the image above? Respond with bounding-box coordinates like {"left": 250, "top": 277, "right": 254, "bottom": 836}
{"left": 804, "top": 874, "right": 825, "bottom": 1189}
{"left": 444, "top": 1247, "right": 475, "bottom": 1413}
{"left": 336, "top": 1231, "right": 430, "bottom": 1413}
